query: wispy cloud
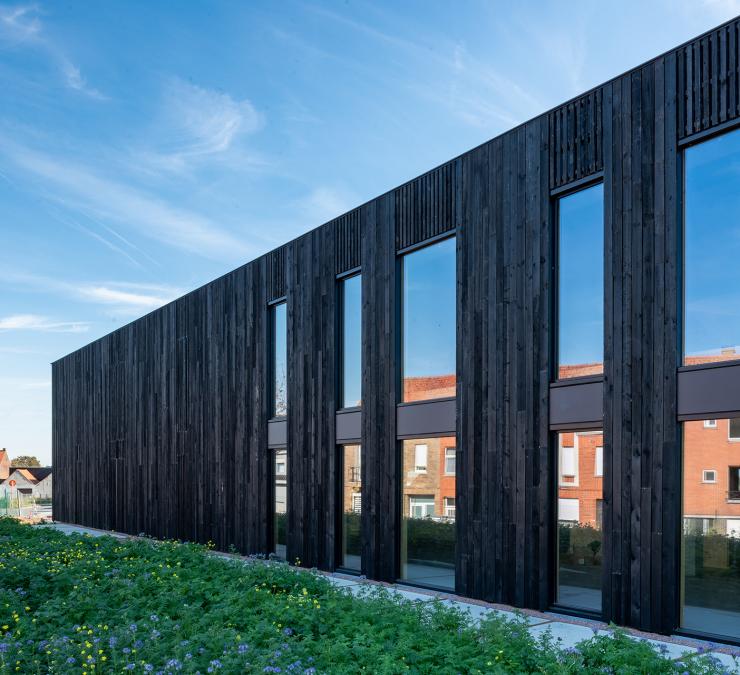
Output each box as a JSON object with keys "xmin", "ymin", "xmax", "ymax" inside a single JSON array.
[
  {"xmin": 1, "ymin": 138, "xmax": 255, "ymax": 262},
  {"xmin": 137, "ymin": 78, "xmax": 264, "ymax": 174},
  {"xmin": 298, "ymin": 186, "xmax": 356, "ymax": 226},
  {"xmin": 0, "ymin": 4, "xmax": 107, "ymax": 99},
  {"xmin": 0, "ymin": 313, "xmax": 89, "ymax": 333}
]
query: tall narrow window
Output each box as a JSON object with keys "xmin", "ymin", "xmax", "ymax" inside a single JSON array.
[
  {"xmin": 682, "ymin": 420, "xmax": 740, "ymax": 639},
  {"xmin": 401, "ymin": 237, "xmax": 456, "ymax": 402},
  {"xmin": 340, "ymin": 274, "xmax": 362, "ymax": 408},
  {"xmin": 685, "ymin": 128, "xmax": 740, "ymax": 365},
  {"xmin": 557, "ymin": 184, "xmax": 604, "ymax": 379},
  {"xmin": 273, "ymin": 448, "xmax": 287, "ymax": 559},
  {"xmin": 400, "ymin": 435, "xmax": 456, "ymax": 590},
  {"xmin": 340, "ymin": 444, "xmax": 362, "ymax": 571},
  {"xmin": 557, "ymin": 430, "xmax": 603, "ymax": 612},
  {"xmin": 271, "ymin": 302, "xmax": 287, "ymax": 417}
]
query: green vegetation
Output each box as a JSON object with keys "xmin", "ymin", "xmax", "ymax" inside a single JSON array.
[{"xmin": 0, "ymin": 518, "xmax": 731, "ymax": 674}]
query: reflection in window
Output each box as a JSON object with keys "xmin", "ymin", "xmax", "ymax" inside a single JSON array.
[
  {"xmin": 273, "ymin": 448, "xmax": 287, "ymax": 559},
  {"xmin": 558, "ymin": 184, "xmax": 604, "ymax": 379},
  {"xmin": 682, "ymin": 420, "xmax": 740, "ymax": 639},
  {"xmin": 400, "ymin": 436, "xmax": 456, "ymax": 590},
  {"xmin": 272, "ymin": 303, "xmax": 287, "ymax": 417},
  {"xmin": 557, "ymin": 430, "xmax": 603, "ymax": 612},
  {"xmin": 340, "ymin": 444, "xmax": 362, "ymax": 571},
  {"xmin": 341, "ymin": 274, "xmax": 362, "ymax": 408},
  {"xmin": 685, "ymin": 128, "xmax": 740, "ymax": 365},
  {"xmin": 402, "ymin": 237, "xmax": 456, "ymax": 402}
]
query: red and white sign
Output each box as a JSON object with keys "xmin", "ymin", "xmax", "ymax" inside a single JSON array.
[{"xmin": 8, "ymin": 479, "xmax": 16, "ymax": 487}]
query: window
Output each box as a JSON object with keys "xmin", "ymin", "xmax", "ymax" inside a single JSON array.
[
  {"xmin": 401, "ymin": 236, "xmax": 456, "ymax": 402},
  {"xmin": 557, "ymin": 183, "xmax": 604, "ymax": 379},
  {"xmin": 730, "ymin": 418, "xmax": 740, "ymax": 441},
  {"xmin": 271, "ymin": 302, "xmax": 287, "ymax": 417},
  {"xmin": 444, "ymin": 447, "xmax": 456, "ymax": 475},
  {"xmin": 595, "ymin": 446, "xmax": 603, "ymax": 477},
  {"xmin": 729, "ymin": 467, "xmax": 740, "ymax": 499},
  {"xmin": 556, "ymin": 430, "xmax": 603, "ymax": 613},
  {"xmin": 401, "ymin": 436, "xmax": 456, "ymax": 590},
  {"xmin": 682, "ymin": 421, "xmax": 740, "ymax": 639},
  {"xmin": 704, "ymin": 419, "xmax": 717, "ymax": 429},
  {"xmin": 414, "ymin": 444, "xmax": 428, "ymax": 473},
  {"xmin": 340, "ymin": 274, "xmax": 362, "ymax": 408},
  {"xmin": 684, "ymin": 128, "xmax": 740, "ymax": 365},
  {"xmin": 340, "ymin": 444, "xmax": 362, "ymax": 571},
  {"xmin": 273, "ymin": 448, "xmax": 287, "ymax": 560}
]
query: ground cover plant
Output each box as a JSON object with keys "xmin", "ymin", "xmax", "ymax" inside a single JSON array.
[{"xmin": 0, "ymin": 518, "xmax": 734, "ymax": 674}]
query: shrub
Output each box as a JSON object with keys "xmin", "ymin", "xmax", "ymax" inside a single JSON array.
[{"xmin": 0, "ymin": 517, "xmax": 729, "ymax": 674}]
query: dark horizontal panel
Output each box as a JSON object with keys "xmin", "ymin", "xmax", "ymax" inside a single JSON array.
[
  {"xmin": 396, "ymin": 398, "xmax": 456, "ymax": 438},
  {"xmin": 678, "ymin": 363, "xmax": 740, "ymax": 418},
  {"xmin": 549, "ymin": 380, "xmax": 603, "ymax": 427},
  {"xmin": 336, "ymin": 409, "xmax": 362, "ymax": 443},
  {"xmin": 268, "ymin": 419, "xmax": 287, "ymax": 448}
]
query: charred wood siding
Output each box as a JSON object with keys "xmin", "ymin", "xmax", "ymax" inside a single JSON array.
[
  {"xmin": 457, "ymin": 117, "xmax": 551, "ymax": 608},
  {"xmin": 286, "ymin": 228, "xmax": 337, "ymax": 569},
  {"xmin": 52, "ymin": 16, "xmax": 740, "ymax": 638},
  {"xmin": 678, "ymin": 19, "xmax": 740, "ymax": 140},
  {"xmin": 395, "ymin": 162, "xmax": 459, "ymax": 251},
  {"xmin": 549, "ymin": 90, "xmax": 603, "ymax": 189},
  {"xmin": 334, "ymin": 210, "xmax": 362, "ymax": 274}
]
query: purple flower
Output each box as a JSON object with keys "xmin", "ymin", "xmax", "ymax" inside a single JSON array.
[
  {"xmin": 123, "ymin": 647, "xmax": 131, "ymax": 654},
  {"xmin": 238, "ymin": 644, "xmax": 249, "ymax": 654},
  {"xmin": 282, "ymin": 627, "xmax": 293, "ymax": 636},
  {"xmin": 109, "ymin": 637, "xmax": 118, "ymax": 648},
  {"xmin": 66, "ymin": 657, "xmax": 76, "ymax": 664},
  {"xmin": 185, "ymin": 653, "xmax": 193, "ymax": 660},
  {"xmin": 150, "ymin": 614, "xmax": 159, "ymax": 622},
  {"xmin": 129, "ymin": 624, "xmax": 138, "ymax": 632},
  {"xmin": 125, "ymin": 664, "xmax": 135, "ymax": 671},
  {"xmin": 144, "ymin": 665, "xmax": 154, "ymax": 672},
  {"xmin": 151, "ymin": 629, "xmax": 161, "ymax": 638},
  {"xmin": 0, "ymin": 644, "xmax": 8, "ymax": 654},
  {"xmin": 134, "ymin": 640, "xmax": 144, "ymax": 649}
]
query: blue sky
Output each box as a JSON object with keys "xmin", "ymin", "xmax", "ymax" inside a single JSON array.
[{"xmin": 1, "ymin": 0, "xmax": 739, "ymax": 464}]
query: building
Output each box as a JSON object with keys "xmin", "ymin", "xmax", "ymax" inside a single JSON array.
[
  {"xmin": 53, "ymin": 17, "xmax": 740, "ymax": 644},
  {"xmin": 1, "ymin": 467, "xmax": 53, "ymax": 499}
]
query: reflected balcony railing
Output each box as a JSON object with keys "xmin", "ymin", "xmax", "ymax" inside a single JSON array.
[
  {"xmin": 727, "ymin": 490, "xmax": 740, "ymax": 501},
  {"xmin": 347, "ymin": 466, "xmax": 361, "ymax": 483}
]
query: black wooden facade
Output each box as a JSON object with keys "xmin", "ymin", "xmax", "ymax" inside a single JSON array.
[{"xmin": 53, "ymin": 18, "xmax": 740, "ymax": 638}]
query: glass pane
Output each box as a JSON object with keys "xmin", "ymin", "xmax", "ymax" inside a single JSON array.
[
  {"xmin": 402, "ymin": 237, "xmax": 456, "ymax": 402},
  {"xmin": 341, "ymin": 274, "xmax": 362, "ymax": 408},
  {"xmin": 341, "ymin": 444, "xmax": 362, "ymax": 571},
  {"xmin": 682, "ymin": 420, "xmax": 740, "ymax": 639},
  {"xmin": 558, "ymin": 184, "xmax": 604, "ymax": 379},
  {"xmin": 400, "ymin": 436, "xmax": 456, "ymax": 590},
  {"xmin": 557, "ymin": 430, "xmax": 603, "ymax": 612},
  {"xmin": 685, "ymin": 128, "xmax": 740, "ymax": 364},
  {"xmin": 272, "ymin": 303, "xmax": 287, "ymax": 417},
  {"xmin": 274, "ymin": 448, "xmax": 287, "ymax": 559}
]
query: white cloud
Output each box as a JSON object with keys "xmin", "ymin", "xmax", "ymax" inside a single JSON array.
[
  {"xmin": 138, "ymin": 79, "xmax": 264, "ymax": 174},
  {"xmin": 2, "ymin": 139, "xmax": 254, "ymax": 262},
  {"xmin": 77, "ymin": 283, "xmax": 180, "ymax": 312},
  {"xmin": 0, "ymin": 4, "xmax": 106, "ymax": 99},
  {"xmin": 0, "ymin": 314, "xmax": 89, "ymax": 333},
  {"xmin": 299, "ymin": 186, "xmax": 355, "ymax": 226}
]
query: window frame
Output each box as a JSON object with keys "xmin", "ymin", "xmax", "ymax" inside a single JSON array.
[
  {"xmin": 444, "ymin": 447, "xmax": 456, "ymax": 475},
  {"xmin": 338, "ymin": 271, "xmax": 362, "ymax": 412},
  {"xmin": 269, "ymin": 299, "xmax": 288, "ymax": 420}
]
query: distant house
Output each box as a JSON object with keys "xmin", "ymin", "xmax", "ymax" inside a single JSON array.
[
  {"xmin": 0, "ymin": 449, "xmax": 9, "ymax": 481},
  {"xmin": 0, "ymin": 467, "xmax": 52, "ymax": 499}
]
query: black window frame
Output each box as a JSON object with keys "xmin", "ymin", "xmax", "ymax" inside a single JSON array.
[
  {"xmin": 269, "ymin": 298, "xmax": 288, "ymax": 420},
  {"xmin": 337, "ymin": 269, "xmax": 362, "ymax": 412}
]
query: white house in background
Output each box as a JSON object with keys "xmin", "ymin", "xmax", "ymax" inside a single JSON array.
[{"xmin": 0, "ymin": 467, "xmax": 52, "ymax": 499}]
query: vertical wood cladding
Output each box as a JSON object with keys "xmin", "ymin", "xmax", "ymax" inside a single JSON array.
[
  {"xmin": 395, "ymin": 162, "xmax": 459, "ymax": 251},
  {"xmin": 360, "ymin": 193, "xmax": 398, "ymax": 582},
  {"xmin": 53, "ymin": 262, "xmax": 271, "ymax": 555},
  {"xmin": 267, "ymin": 246, "xmax": 287, "ymax": 301},
  {"xmin": 52, "ymin": 17, "xmax": 739, "ymax": 638},
  {"xmin": 457, "ymin": 118, "xmax": 551, "ymax": 609},
  {"xmin": 678, "ymin": 20, "xmax": 740, "ymax": 140},
  {"xmin": 334, "ymin": 209, "xmax": 362, "ymax": 274},
  {"xmin": 549, "ymin": 89, "xmax": 603, "ymax": 189},
  {"xmin": 285, "ymin": 228, "xmax": 337, "ymax": 569},
  {"xmin": 602, "ymin": 56, "xmax": 680, "ymax": 633}
]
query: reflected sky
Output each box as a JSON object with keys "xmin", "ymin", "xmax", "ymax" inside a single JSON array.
[
  {"xmin": 342, "ymin": 274, "xmax": 362, "ymax": 408},
  {"xmin": 685, "ymin": 128, "xmax": 740, "ymax": 359},
  {"xmin": 273, "ymin": 303, "xmax": 287, "ymax": 417},
  {"xmin": 558, "ymin": 184, "xmax": 604, "ymax": 371},
  {"xmin": 402, "ymin": 237, "xmax": 456, "ymax": 382}
]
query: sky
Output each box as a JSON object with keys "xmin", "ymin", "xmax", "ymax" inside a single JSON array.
[{"xmin": 1, "ymin": 0, "xmax": 739, "ymax": 465}]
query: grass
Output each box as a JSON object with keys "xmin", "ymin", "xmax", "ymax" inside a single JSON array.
[{"xmin": 0, "ymin": 517, "xmax": 733, "ymax": 674}]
